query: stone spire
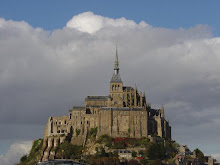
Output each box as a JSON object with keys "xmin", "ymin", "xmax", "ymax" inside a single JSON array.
[
  {"xmin": 114, "ymin": 45, "xmax": 119, "ymax": 74},
  {"xmin": 111, "ymin": 46, "xmax": 122, "ymax": 83}
]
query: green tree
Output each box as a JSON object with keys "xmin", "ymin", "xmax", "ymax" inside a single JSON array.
[
  {"xmin": 147, "ymin": 143, "xmax": 166, "ymax": 160},
  {"xmin": 194, "ymin": 148, "xmax": 205, "ymax": 163},
  {"xmin": 140, "ymin": 138, "xmax": 149, "ymax": 147},
  {"xmin": 56, "ymin": 141, "xmax": 82, "ymax": 159},
  {"xmin": 20, "ymin": 155, "xmax": 27, "ymax": 162},
  {"xmin": 131, "ymin": 150, "xmax": 137, "ymax": 158},
  {"xmin": 97, "ymin": 134, "xmax": 113, "ymax": 148},
  {"xmin": 148, "ymin": 159, "xmax": 163, "ymax": 165}
]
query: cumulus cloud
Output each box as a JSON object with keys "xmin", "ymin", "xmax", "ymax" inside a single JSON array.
[
  {"xmin": 0, "ymin": 141, "xmax": 32, "ymax": 165},
  {"xmin": 66, "ymin": 11, "xmax": 148, "ymax": 34},
  {"xmin": 0, "ymin": 11, "xmax": 220, "ymax": 158}
]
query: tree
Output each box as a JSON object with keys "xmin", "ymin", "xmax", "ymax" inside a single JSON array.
[
  {"xmin": 131, "ymin": 150, "xmax": 137, "ymax": 158},
  {"xmin": 147, "ymin": 143, "xmax": 166, "ymax": 160},
  {"xmin": 194, "ymin": 148, "xmax": 205, "ymax": 163},
  {"xmin": 128, "ymin": 159, "xmax": 141, "ymax": 165},
  {"xmin": 20, "ymin": 155, "xmax": 27, "ymax": 162},
  {"xmin": 56, "ymin": 142, "xmax": 82, "ymax": 159},
  {"xmin": 148, "ymin": 159, "xmax": 163, "ymax": 165}
]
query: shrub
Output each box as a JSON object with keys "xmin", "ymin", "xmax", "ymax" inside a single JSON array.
[
  {"xmin": 20, "ymin": 155, "xmax": 27, "ymax": 162},
  {"xmin": 97, "ymin": 134, "xmax": 113, "ymax": 148},
  {"xmin": 88, "ymin": 127, "xmax": 98, "ymax": 138},
  {"xmin": 147, "ymin": 143, "xmax": 166, "ymax": 160},
  {"xmin": 75, "ymin": 128, "xmax": 81, "ymax": 136},
  {"xmin": 56, "ymin": 141, "xmax": 82, "ymax": 159},
  {"xmin": 131, "ymin": 150, "xmax": 137, "ymax": 158}
]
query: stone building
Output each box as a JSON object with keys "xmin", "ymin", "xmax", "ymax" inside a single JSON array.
[{"xmin": 41, "ymin": 48, "xmax": 171, "ymax": 161}]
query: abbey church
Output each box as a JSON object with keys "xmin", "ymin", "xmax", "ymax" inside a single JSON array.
[{"xmin": 42, "ymin": 48, "xmax": 171, "ymax": 160}]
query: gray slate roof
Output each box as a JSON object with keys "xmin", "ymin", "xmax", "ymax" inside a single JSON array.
[
  {"xmin": 86, "ymin": 96, "xmax": 108, "ymax": 100},
  {"xmin": 123, "ymin": 86, "xmax": 134, "ymax": 91},
  {"xmin": 111, "ymin": 73, "xmax": 122, "ymax": 83}
]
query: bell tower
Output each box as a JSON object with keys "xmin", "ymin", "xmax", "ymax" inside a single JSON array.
[{"xmin": 110, "ymin": 46, "xmax": 123, "ymax": 107}]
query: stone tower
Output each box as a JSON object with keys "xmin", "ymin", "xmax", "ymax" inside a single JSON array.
[{"xmin": 110, "ymin": 46, "xmax": 123, "ymax": 107}]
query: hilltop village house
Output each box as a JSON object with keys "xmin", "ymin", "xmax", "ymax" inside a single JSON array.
[{"xmin": 41, "ymin": 48, "xmax": 171, "ymax": 160}]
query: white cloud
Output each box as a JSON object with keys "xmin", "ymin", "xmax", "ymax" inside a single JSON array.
[
  {"xmin": 0, "ymin": 11, "xmax": 220, "ymax": 158},
  {"xmin": 66, "ymin": 11, "xmax": 149, "ymax": 34},
  {"xmin": 0, "ymin": 141, "xmax": 32, "ymax": 165},
  {"xmin": 211, "ymin": 153, "xmax": 220, "ymax": 163}
]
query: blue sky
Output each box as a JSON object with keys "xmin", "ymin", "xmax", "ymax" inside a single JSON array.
[
  {"xmin": 1, "ymin": 0, "xmax": 220, "ymax": 35},
  {"xmin": 1, "ymin": 1, "xmax": 220, "ymax": 164}
]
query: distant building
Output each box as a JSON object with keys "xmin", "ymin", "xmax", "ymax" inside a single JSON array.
[{"xmin": 41, "ymin": 47, "xmax": 171, "ymax": 161}]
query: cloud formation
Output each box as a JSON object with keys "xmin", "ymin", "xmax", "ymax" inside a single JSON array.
[
  {"xmin": 66, "ymin": 11, "xmax": 148, "ymax": 34},
  {"xmin": 0, "ymin": 141, "xmax": 32, "ymax": 165},
  {"xmin": 0, "ymin": 12, "xmax": 220, "ymax": 160}
]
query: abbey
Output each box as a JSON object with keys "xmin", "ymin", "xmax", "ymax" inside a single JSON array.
[{"xmin": 41, "ymin": 48, "xmax": 171, "ymax": 160}]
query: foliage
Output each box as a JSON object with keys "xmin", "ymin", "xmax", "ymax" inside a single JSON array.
[
  {"xmin": 147, "ymin": 143, "xmax": 166, "ymax": 160},
  {"xmin": 111, "ymin": 137, "xmax": 149, "ymax": 149},
  {"xmin": 95, "ymin": 147, "xmax": 109, "ymax": 158},
  {"xmin": 88, "ymin": 127, "xmax": 98, "ymax": 138},
  {"xmin": 139, "ymin": 138, "xmax": 149, "ymax": 147},
  {"xmin": 88, "ymin": 146, "xmax": 120, "ymax": 165},
  {"xmin": 139, "ymin": 158, "xmax": 149, "ymax": 165},
  {"xmin": 127, "ymin": 159, "xmax": 142, "ymax": 165},
  {"xmin": 128, "ymin": 128, "xmax": 130, "ymax": 133},
  {"xmin": 138, "ymin": 150, "xmax": 144, "ymax": 156},
  {"xmin": 75, "ymin": 128, "xmax": 81, "ymax": 136},
  {"xmin": 96, "ymin": 134, "xmax": 113, "ymax": 148},
  {"xmin": 20, "ymin": 155, "xmax": 27, "ymax": 162},
  {"xmin": 56, "ymin": 141, "xmax": 82, "ymax": 159},
  {"xmin": 18, "ymin": 139, "xmax": 43, "ymax": 165},
  {"xmin": 194, "ymin": 148, "xmax": 205, "ymax": 163},
  {"xmin": 87, "ymin": 155, "xmax": 120, "ymax": 165},
  {"xmin": 131, "ymin": 150, "xmax": 137, "ymax": 158},
  {"xmin": 148, "ymin": 159, "xmax": 163, "ymax": 165}
]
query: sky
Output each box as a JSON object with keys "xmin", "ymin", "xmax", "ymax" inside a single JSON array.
[{"xmin": 1, "ymin": 0, "xmax": 220, "ymax": 164}]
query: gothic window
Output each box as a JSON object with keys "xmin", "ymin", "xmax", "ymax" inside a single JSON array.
[
  {"xmin": 64, "ymin": 120, "xmax": 67, "ymax": 124},
  {"xmin": 70, "ymin": 113, "xmax": 72, "ymax": 119}
]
